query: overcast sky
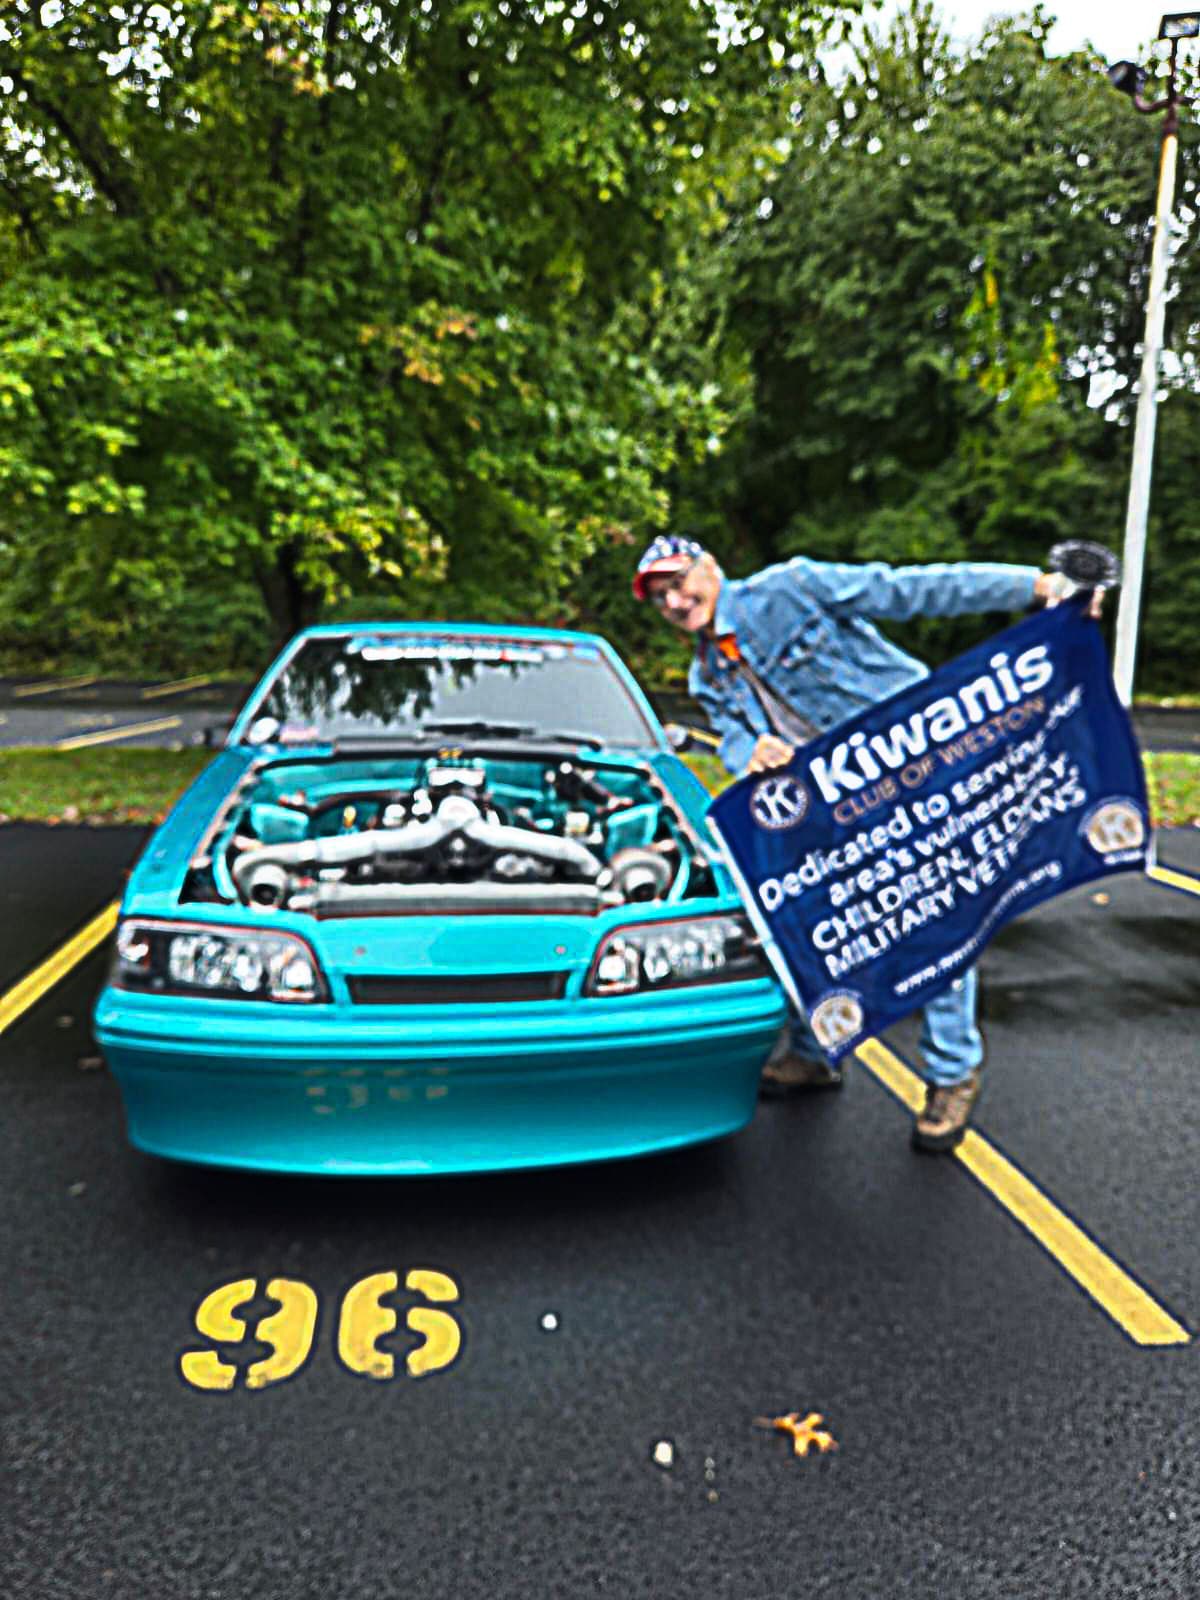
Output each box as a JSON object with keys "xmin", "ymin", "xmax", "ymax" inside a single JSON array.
[{"xmin": 869, "ymin": 1, "xmax": 1174, "ymax": 62}]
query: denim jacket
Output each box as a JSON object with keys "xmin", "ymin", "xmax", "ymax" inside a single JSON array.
[{"xmin": 689, "ymin": 556, "xmax": 1040, "ymax": 776}]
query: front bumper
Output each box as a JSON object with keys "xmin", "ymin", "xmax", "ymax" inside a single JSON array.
[{"xmin": 94, "ymin": 982, "xmax": 787, "ymax": 1175}]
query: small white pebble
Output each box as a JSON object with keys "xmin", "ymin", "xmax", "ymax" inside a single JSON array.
[
  {"xmin": 67, "ymin": 1182, "xmax": 87, "ymax": 1197},
  {"xmin": 652, "ymin": 1440, "xmax": 674, "ymax": 1469},
  {"xmin": 540, "ymin": 1313, "xmax": 559, "ymax": 1332}
]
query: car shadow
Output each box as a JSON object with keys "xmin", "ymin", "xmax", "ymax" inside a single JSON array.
[{"xmin": 140, "ymin": 1132, "xmax": 743, "ymax": 1234}]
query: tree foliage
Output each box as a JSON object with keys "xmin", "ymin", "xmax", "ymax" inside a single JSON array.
[
  {"xmin": 0, "ymin": 0, "xmax": 852, "ymax": 662},
  {"xmin": 1, "ymin": 2, "xmax": 1199, "ymax": 695},
  {"xmin": 712, "ymin": 3, "xmax": 1200, "ymax": 675}
]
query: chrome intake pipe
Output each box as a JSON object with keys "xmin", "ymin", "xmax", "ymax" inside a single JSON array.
[{"xmin": 232, "ymin": 794, "xmax": 605, "ymax": 907}]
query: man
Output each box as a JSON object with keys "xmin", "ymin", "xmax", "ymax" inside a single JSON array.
[{"xmin": 633, "ymin": 535, "xmax": 1094, "ymax": 1152}]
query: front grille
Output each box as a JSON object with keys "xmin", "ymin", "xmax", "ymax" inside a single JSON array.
[{"xmin": 347, "ymin": 973, "xmax": 570, "ymax": 1004}]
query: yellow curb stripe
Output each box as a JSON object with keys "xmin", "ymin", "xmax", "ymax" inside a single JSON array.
[
  {"xmin": 1148, "ymin": 863, "xmax": 1200, "ymax": 898},
  {"xmin": 854, "ymin": 1037, "xmax": 926, "ymax": 1113},
  {"xmin": 141, "ymin": 675, "xmax": 213, "ymax": 700},
  {"xmin": 55, "ymin": 716, "xmax": 182, "ymax": 751},
  {"xmin": 13, "ymin": 675, "xmax": 99, "ymax": 698},
  {"xmin": 854, "ymin": 1037, "xmax": 1190, "ymax": 1348},
  {"xmin": 0, "ymin": 901, "xmax": 119, "ymax": 1038}
]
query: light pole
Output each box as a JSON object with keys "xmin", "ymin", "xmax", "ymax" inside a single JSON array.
[{"xmin": 1107, "ymin": 15, "xmax": 1197, "ymax": 705}]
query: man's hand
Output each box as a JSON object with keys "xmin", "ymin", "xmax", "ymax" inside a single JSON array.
[
  {"xmin": 1034, "ymin": 572, "xmax": 1106, "ymax": 620},
  {"xmin": 747, "ymin": 734, "xmax": 795, "ymax": 773}
]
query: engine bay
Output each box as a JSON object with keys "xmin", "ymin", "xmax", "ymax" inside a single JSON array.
[{"xmin": 185, "ymin": 752, "xmax": 719, "ymax": 916}]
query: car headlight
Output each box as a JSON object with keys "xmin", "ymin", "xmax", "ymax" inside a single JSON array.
[
  {"xmin": 585, "ymin": 914, "xmax": 771, "ymax": 997},
  {"xmin": 112, "ymin": 919, "xmax": 328, "ymax": 1003}
]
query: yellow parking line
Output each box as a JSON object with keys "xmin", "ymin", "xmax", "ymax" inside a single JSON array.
[
  {"xmin": 1148, "ymin": 863, "xmax": 1200, "ymax": 898},
  {"xmin": 0, "ymin": 902, "xmax": 119, "ymax": 1038},
  {"xmin": 56, "ymin": 716, "xmax": 182, "ymax": 751},
  {"xmin": 141, "ymin": 674, "xmax": 213, "ymax": 700},
  {"xmin": 13, "ymin": 675, "xmax": 99, "ymax": 698},
  {"xmin": 854, "ymin": 1037, "xmax": 1190, "ymax": 1348}
]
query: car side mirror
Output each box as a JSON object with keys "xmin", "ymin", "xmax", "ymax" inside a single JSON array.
[{"xmin": 664, "ymin": 722, "xmax": 721, "ymax": 754}]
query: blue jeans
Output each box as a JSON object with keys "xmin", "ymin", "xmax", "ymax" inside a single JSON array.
[{"xmin": 790, "ymin": 969, "xmax": 983, "ymax": 1087}]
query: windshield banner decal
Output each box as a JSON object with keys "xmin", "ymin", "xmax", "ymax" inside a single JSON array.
[{"xmin": 706, "ymin": 601, "xmax": 1151, "ymax": 1061}]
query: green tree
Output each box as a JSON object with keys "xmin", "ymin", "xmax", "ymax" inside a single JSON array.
[
  {"xmin": 0, "ymin": 0, "xmax": 855, "ymax": 667},
  {"xmin": 1135, "ymin": 389, "xmax": 1200, "ymax": 693},
  {"xmin": 711, "ymin": 3, "xmax": 1200, "ymax": 677}
]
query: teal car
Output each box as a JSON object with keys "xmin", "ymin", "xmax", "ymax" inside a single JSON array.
[{"xmin": 94, "ymin": 624, "xmax": 787, "ymax": 1174}]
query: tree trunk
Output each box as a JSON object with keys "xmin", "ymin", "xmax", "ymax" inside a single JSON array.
[{"xmin": 254, "ymin": 546, "xmax": 322, "ymax": 650}]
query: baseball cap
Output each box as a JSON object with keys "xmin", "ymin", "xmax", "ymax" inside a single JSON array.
[{"xmin": 632, "ymin": 535, "xmax": 706, "ymax": 600}]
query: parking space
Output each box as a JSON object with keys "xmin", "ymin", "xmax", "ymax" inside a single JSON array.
[
  {"xmin": 887, "ymin": 829, "xmax": 1200, "ymax": 1331},
  {"xmin": 1, "ymin": 825, "xmax": 1198, "ymax": 1597}
]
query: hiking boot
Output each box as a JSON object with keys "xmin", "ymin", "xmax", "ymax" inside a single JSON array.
[
  {"xmin": 759, "ymin": 1033, "xmax": 843, "ymax": 1097},
  {"xmin": 911, "ymin": 1069, "xmax": 983, "ymax": 1152}
]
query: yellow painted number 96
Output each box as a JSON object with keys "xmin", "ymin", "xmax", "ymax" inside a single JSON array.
[{"xmin": 180, "ymin": 1270, "xmax": 462, "ymax": 1392}]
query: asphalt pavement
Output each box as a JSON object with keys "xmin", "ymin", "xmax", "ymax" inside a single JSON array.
[
  {"xmin": 1, "ymin": 824, "xmax": 1198, "ymax": 1597},
  {"xmin": 0, "ymin": 678, "xmax": 240, "ymax": 751}
]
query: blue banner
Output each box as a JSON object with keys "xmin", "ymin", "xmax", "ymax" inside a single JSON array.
[{"xmin": 707, "ymin": 601, "xmax": 1151, "ymax": 1061}]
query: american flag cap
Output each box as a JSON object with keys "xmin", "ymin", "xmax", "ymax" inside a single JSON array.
[{"xmin": 632, "ymin": 534, "xmax": 706, "ymax": 600}]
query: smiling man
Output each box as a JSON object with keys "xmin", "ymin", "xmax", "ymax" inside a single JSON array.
[{"xmin": 634, "ymin": 534, "xmax": 1089, "ymax": 1151}]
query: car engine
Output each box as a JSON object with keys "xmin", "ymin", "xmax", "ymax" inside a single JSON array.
[{"xmin": 194, "ymin": 755, "xmax": 717, "ymax": 917}]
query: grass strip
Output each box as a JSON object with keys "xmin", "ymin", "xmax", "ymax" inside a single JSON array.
[
  {"xmin": 0, "ymin": 747, "xmax": 211, "ymax": 824},
  {"xmin": 0, "ymin": 745, "xmax": 1196, "ymax": 829},
  {"xmin": 1141, "ymin": 751, "xmax": 1200, "ymax": 829}
]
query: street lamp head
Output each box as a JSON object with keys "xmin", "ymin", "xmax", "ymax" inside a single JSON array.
[
  {"xmin": 1107, "ymin": 60, "xmax": 1149, "ymax": 98},
  {"xmin": 1160, "ymin": 13, "xmax": 1200, "ymax": 40}
]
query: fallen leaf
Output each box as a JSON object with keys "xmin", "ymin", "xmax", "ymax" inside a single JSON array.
[
  {"xmin": 1092, "ymin": 892, "xmax": 1110, "ymax": 906},
  {"xmin": 77, "ymin": 1056, "xmax": 103, "ymax": 1071},
  {"xmin": 754, "ymin": 1411, "xmax": 838, "ymax": 1458},
  {"xmin": 55, "ymin": 1014, "xmax": 75, "ymax": 1029}
]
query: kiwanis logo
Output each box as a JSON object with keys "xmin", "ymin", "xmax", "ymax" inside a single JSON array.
[
  {"xmin": 1082, "ymin": 799, "xmax": 1146, "ymax": 857},
  {"xmin": 750, "ymin": 774, "xmax": 810, "ymax": 831},
  {"xmin": 810, "ymin": 992, "xmax": 865, "ymax": 1050}
]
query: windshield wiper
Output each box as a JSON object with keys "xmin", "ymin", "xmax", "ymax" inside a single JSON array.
[
  {"xmin": 418, "ymin": 719, "xmax": 605, "ymax": 748},
  {"xmin": 330, "ymin": 721, "xmax": 609, "ymax": 754},
  {"xmin": 538, "ymin": 729, "xmax": 606, "ymax": 749},
  {"xmin": 418, "ymin": 719, "xmax": 534, "ymax": 738}
]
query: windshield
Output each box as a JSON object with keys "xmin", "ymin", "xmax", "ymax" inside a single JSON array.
[{"xmin": 242, "ymin": 633, "xmax": 659, "ymax": 749}]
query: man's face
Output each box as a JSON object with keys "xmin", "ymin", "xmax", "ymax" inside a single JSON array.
[{"xmin": 644, "ymin": 553, "xmax": 721, "ymax": 632}]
